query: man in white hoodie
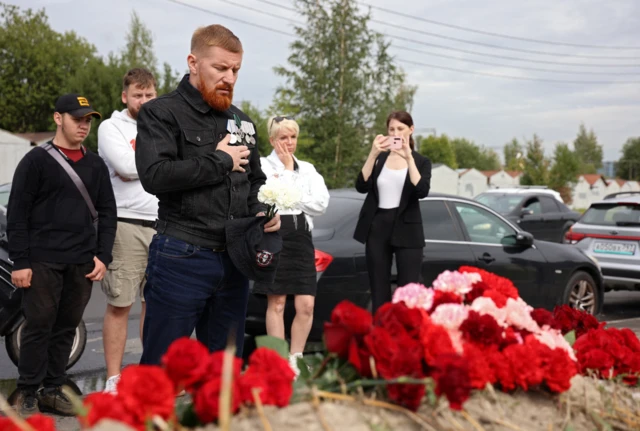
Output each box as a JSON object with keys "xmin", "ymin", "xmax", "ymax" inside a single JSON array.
[{"xmin": 97, "ymin": 68, "xmax": 158, "ymax": 393}]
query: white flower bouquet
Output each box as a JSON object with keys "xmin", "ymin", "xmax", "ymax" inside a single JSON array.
[{"xmin": 257, "ymin": 177, "xmax": 302, "ymax": 220}]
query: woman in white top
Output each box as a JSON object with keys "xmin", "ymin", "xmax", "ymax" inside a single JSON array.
[
  {"xmin": 255, "ymin": 116, "xmax": 329, "ymax": 376},
  {"xmin": 354, "ymin": 111, "xmax": 432, "ymax": 312}
]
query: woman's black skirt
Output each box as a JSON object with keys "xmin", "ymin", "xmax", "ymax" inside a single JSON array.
[{"xmin": 252, "ymin": 214, "xmax": 317, "ymax": 296}]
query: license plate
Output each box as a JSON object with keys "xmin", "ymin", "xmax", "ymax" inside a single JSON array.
[{"xmin": 593, "ymin": 241, "xmax": 636, "ymax": 256}]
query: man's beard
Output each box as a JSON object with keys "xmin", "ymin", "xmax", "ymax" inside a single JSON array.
[
  {"xmin": 197, "ymin": 75, "xmax": 233, "ymax": 111},
  {"xmin": 127, "ymin": 105, "xmax": 140, "ymax": 120}
]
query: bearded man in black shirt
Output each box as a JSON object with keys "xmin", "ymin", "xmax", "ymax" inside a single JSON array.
[{"xmin": 7, "ymin": 94, "xmax": 117, "ymax": 417}]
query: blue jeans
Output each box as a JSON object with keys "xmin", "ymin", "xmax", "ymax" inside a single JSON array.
[{"xmin": 139, "ymin": 234, "xmax": 249, "ymax": 365}]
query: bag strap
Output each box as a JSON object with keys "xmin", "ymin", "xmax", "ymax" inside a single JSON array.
[{"xmin": 42, "ymin": 143, "xmax": 99, "ymax": 230}]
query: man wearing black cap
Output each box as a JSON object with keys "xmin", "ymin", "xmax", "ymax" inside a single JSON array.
[
  {"xmin": 135, "ymin": 24, "xmax": 281, "ymax": 366},
  {"xmin": 7, "ymin": 94, "xmax": 117, "ymax": 417}
]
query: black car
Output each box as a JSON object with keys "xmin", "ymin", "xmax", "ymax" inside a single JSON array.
[
  {"xmin": 474, "ymin": 191, "xmax": 580, "ymax": 243},
  {"xmin": 244, "ymin": 189, "xmax": 603, "ymax": 347}
]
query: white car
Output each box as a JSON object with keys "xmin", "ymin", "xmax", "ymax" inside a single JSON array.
[{"xmin": 480, "ymin": 187, "xmax": 564, "ymax": 203}]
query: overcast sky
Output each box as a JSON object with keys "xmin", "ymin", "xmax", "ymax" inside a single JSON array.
[{"xmin": 18, "ymin": 0, "xmax": 640, "ymax": 162}]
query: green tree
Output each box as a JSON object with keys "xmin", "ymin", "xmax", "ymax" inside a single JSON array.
[
  {"xmin": 65, "ymin": 54, "xmax": 128, "ymax": 151},
  {"xmin": 548, "ymin": 142, "xmax": 580, "ymax": 204},
  {"xmin": 573, "ymin": 123, "xmax": 603, "ymax": 174},
  {"xmin": 159, "ymin": 61, "xmax": 181, "ymax": 95},
  {"xmin": 121, "ymin": 10, "xmax": 157, "ymax": 74},
  {"xmin": 272, "ymin": 0, "xmax": 413, "ymax": 188},
  {"xmin": 0, "ymin": 3, "xmax": 96, "ymax": 133},
  {"xmin": 520, "ymin": 134, "xmax": 549, "ymax": 186},
  {"xmin": 418, "ymin": 134, "xmax": 457, "ymax": 168},
  {"xmin": 616, "ymin": 137, "xmax": 640, "ymax": 181},
  {"xmin": 503, "ymin": 138, "xmax": 523, "ymax": 171},
  {"xmin": 450, "ymin": 138, "xmax": 500, "ymax": 170}
]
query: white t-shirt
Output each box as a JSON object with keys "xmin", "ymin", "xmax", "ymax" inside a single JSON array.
[{"xmin": 377, "ymin": 165, "xmax": 407, "ymax": 209}]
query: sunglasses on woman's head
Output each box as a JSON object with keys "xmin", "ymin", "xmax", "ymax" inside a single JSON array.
[{"xmin": 269, "ymin": 115, "xmax": 295, "ymax": 129}]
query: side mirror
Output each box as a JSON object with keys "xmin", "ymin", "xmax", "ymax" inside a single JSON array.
[
  {"xmin": 520, "ymin": 208, "xmax": 534, "ymax": 218},
  {"xmin": 501, "ymin": 231, "xmax": 534, "ymax": 247}
]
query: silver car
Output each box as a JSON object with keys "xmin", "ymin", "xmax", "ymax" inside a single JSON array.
[{"xmin": 566, "ymin": 193, "xmax": 640, "ymax": 291}]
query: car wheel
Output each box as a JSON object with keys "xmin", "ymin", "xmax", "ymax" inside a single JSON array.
[
  {"xmin": 563, "ymin": 271, "xmax": 599, "ymax": 315},
  {"xmin": 6, "ymin": 320, "xmax": 87, "ymax": 370}
]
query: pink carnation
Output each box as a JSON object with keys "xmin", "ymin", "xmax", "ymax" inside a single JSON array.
[
  {"xmin": 431, "ymin": 304, "xmax": 470, "ymax": 332},
  {"xmin": 504, "ymin": 298, "xmax": 540, "ymax": 333},
  {"xmin": 470, "ymin": 297, "xmax": 507, "ymax": 327},
  {"xmin": 392, "ymin": 283, "xmax": 434, "ymax": 310},
  {"xmin": 432, "ymin": 270, "xmax": 481, "ymax": 296}
]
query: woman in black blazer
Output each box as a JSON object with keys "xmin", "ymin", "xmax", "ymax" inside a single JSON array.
[{"xmin": 354, "ymin": 111, "xmax": 432, "ymax": 312}]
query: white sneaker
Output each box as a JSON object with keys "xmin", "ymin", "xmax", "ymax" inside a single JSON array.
[
  {"xmin": 104, "ymin": 374, "xmax": 120, "ymax": 394},
  {"xmin": 289, "ymin": 353, "xmax": 304, "ymax": 379}
]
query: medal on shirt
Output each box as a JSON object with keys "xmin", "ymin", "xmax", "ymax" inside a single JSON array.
[
  {"xmin": 227, "ymin": 119, "xmax": 240, "ymax": 144},
  {"xmin": 241, "ymin": 121, "xmax": 257, "ymax": 145},
  {"xmin": 227, "ymin": 115, "xmax": 256, "ymax": 146}
]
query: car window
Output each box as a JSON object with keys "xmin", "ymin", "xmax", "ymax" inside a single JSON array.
[
  {"xmin": 540, "ymin": 196, "xmax": 560, "ymax": 213},
  {"xmin": 523, "ymin": 198, "xmax": 541, "ymax": 215},
  {"xmin": 454, "ymin": 202, "xmax": 516, "ymax": 244},
  {"xmin": 581, "ymin": 203, "xmax": 640, "ymax": 226},
  {"xmin": 475, "ymin": 194, "xmax": 523, "ymax": 214},
  {"xmin": 313, "ymin": 197, "xmax": 362, "ymax": 231},
  {"xmin": 420, "ymin": 200, "xmax": 461, "ymax": 241}
]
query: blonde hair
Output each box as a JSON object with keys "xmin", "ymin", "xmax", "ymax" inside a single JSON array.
[
  {"xmin": 191, "ymin": 24, "xmax": 243, "ymax": 55},
  {"xmin": 268, "ymin": 116, "xmax": 299, "ymax": 139}
]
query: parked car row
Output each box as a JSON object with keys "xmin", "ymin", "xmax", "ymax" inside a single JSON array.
[
  {"xmin": 245, "ymin": 189, "xmax": 604, "ymax": 344},
  {"xmin": 2, "ymin": 182, "xmax": 631, "ymax": 352},
  {"xmin": 475, "ymin": 188, "xmax": 581, "ymax": 243},
  {"xmin": 566, "ymin": 192, "xmax": 640, "ymax": 294}
]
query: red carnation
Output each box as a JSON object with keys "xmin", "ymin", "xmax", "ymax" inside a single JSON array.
[
  {"xmin": 374, "ymin": 302, "xmax": 425, "ymax": 340},
  {"xmin": 323, "ymin": 324, "xmax": 353, "ymax": 358},
  {"xmin": 239, "ymin": 347, "xmax": 295, "ymax": 407},
  {"xmin": 0, "ymin": 415, "xmax": 57, "ymax": 431},
  {"xmin": 364, "ymin": 326, "xmax": 397, "ymax": 378},
  {"xmin": 430, "ymin": 354, "xmax": 472, "ymax": 410},
  {"xmin": 619, "ymin": 328, "xmax": 640, "ymax": 353},
  {"xmin": 553, "ymin": 305, "xmax": 602, "ymax": 338},
  {"xmin": 348, "ymin": 337, "xmax": 373, "ymax": 377},
  {"xmin": 463, "ymin": 343, "xmax": 496, "ymax": 389},
  {"xmin": 324, "ymin": 300, "xmax": 373, "ymax": 358},
  {"xmin": 459, "ymin": 266, "xmax": 519, "ymax": 300},
  {"xmin": 460, "ymin": 310, "xmax": 503, "ymax": 346},
  {"xmin": 430, "ymin": 290, "xmax": 463, "ymax": 311},
  {"xmin": 117, "ymin": 365, "xmax": 175, "ymax": 426},
  {"xmin": 502, "ymin": 339, "xmax": 545, "ymax": 391},
  {"xmin": 500, "ymin": 327, "xmax": 523, "ymax": 349},
  {"xmin": 81, "ymin": 392, "xmax": 137, "ymax": 430},
  {"xmin": 420, "ymin": 321, "xmax": 458, "ymax": 365},
  {"xmin": 330, "ymin": 300, "xmax": 373, "ymax": 335},
  {"xmin": 530, "ymin": 308, "xmax": 558, "ymax": 329},
  {"xmin": 541, "ymin": 346, "xmax": 577, "ymax": 392},
  {"xmin": 482, "ymin": 289, "xmax": 509, "ymax": 308},
  {"xmin": 194, "ymin": 377, "xmax": 241, "ymax": 423},
  {"xmin": 162, "ymin": 337, "xmax": 211, "ymax": 392},
  {"xmin": 486, "ymin": 349, "xmax": 516, "ymax": 391},
  {"xmin": 387, "ymin": 381, "xmax": 426, "ymax": 412}
]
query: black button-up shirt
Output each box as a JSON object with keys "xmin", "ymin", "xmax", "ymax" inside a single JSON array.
[{"xmin": 135, "ymin": 74, "xmax": 267, "ymax": 248}]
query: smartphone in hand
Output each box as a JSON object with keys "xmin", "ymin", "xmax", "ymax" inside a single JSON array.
[{"xmin": 387, "ymin": 136, "xmax": 403, "ymax": 150}]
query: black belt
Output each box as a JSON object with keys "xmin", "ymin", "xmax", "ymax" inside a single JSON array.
[{"xmin": 117, "ymin": 217, "xmax": 157, "ymax": 228}]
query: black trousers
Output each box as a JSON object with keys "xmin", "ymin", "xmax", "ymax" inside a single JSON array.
[
  {"xmin": 17, "ymin": 261, "xmax": 93, "ymax": 390},
  {"xmin": 365, "ymin": 208, "xmax": 423, "ymax": 313}
]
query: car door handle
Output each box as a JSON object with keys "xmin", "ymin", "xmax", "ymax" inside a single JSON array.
[{"xmin": 479, "ymin": 253, "xmax": 495, "ymax": 263}]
